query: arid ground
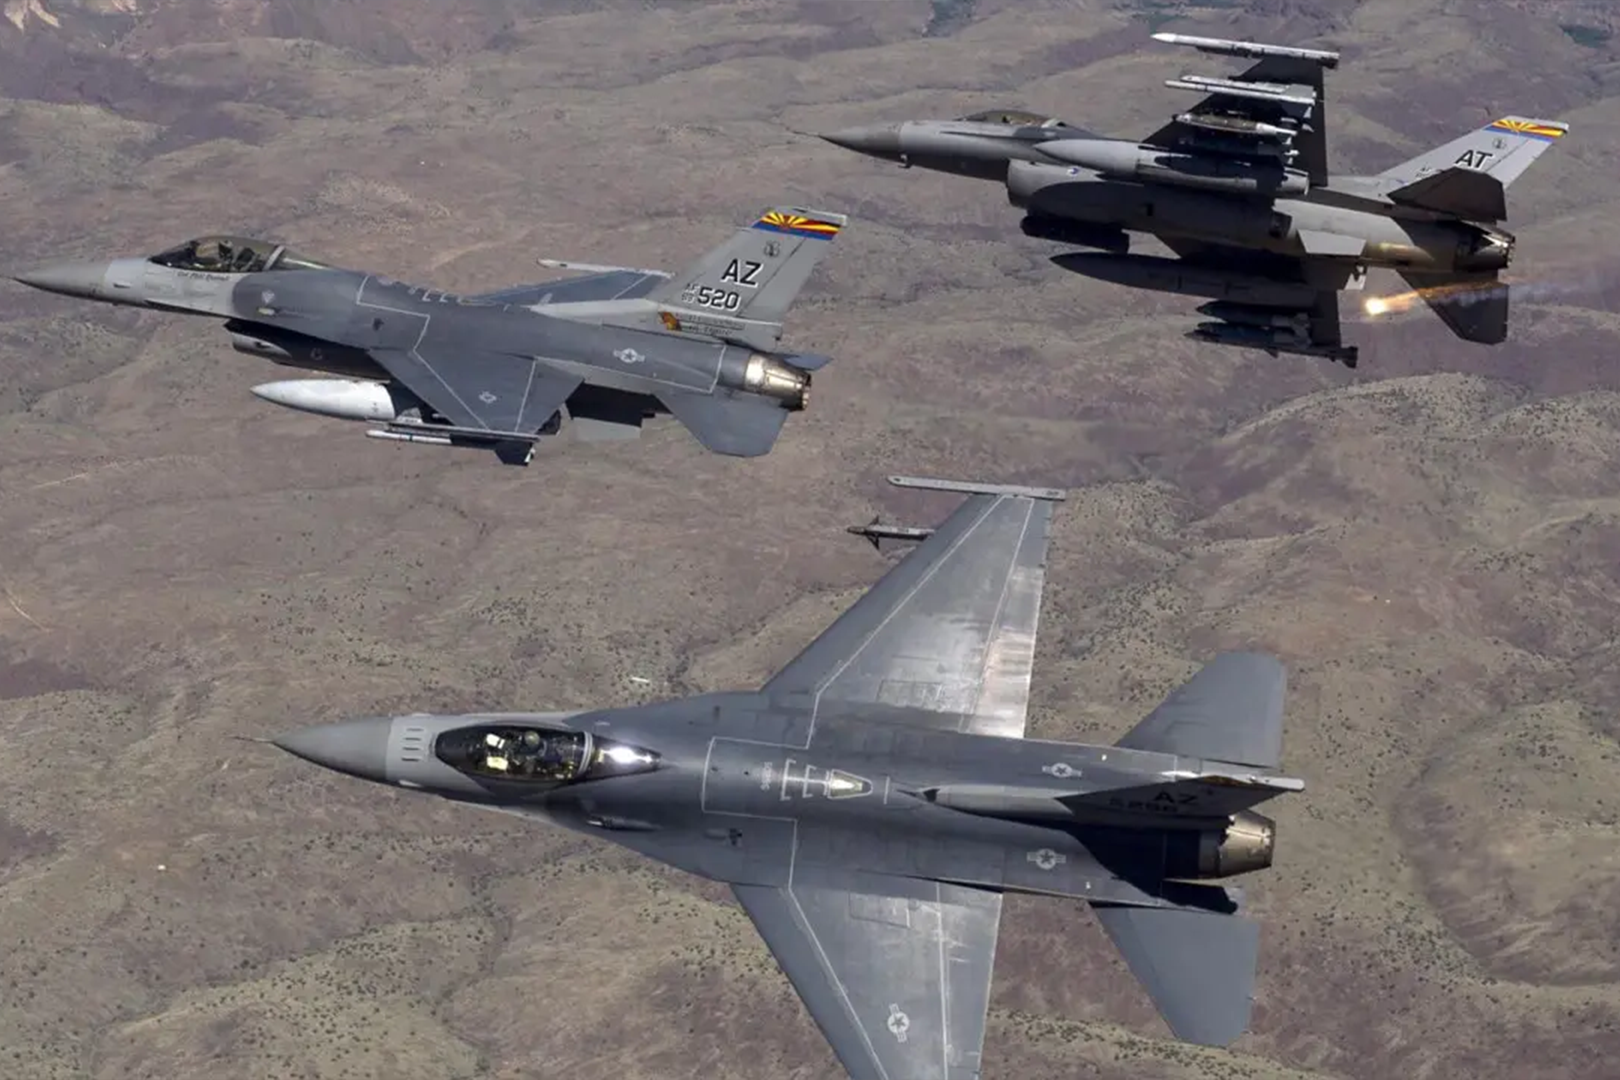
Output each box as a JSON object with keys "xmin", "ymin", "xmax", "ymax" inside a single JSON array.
[{"xmin": 2, "ymin": 1, "xmax": 1619, "ymax": 1077}]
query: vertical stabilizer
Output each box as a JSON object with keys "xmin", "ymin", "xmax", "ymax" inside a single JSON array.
[
  {"xmin": 647, "ymin": 207, "xmax": 847, "ymax": 350},
  {"xmin": 1376, "ymin": 116, "xmax": 1568, "ymax": 191}
]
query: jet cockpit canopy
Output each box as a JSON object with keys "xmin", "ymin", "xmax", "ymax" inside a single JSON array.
[
  {"xmin": 956, "ymin": 109, "xmax": 1073, "ymax": 129},
  {"xmin": 148, "ymin": 235, "xmax": 330, "ymax": 275},
  {"xmin": 434, "ymin": 724, "xmax": 660, "ymax": 787}
]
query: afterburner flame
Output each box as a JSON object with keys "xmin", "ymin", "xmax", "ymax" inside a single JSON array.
[{"xmin": 1362, "ymin": 279, "xmax": 1512, "ymax": 319}]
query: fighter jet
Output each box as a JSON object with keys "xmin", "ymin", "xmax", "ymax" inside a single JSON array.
[
  {"xmin": 821, "ymin": 32, "xmax": 1571, "ymax": 368},
  {"xmin": 274, "ymin": 474, "xmax": 1303, "ymax": 1078},
  {"xmin": 11, "ymin": 207, "xmax": 847, "ymax": 464}
]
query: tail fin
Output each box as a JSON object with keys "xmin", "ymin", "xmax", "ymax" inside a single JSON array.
[
  {"xmin": 1115, "ymin": 652, "xmax": 1287, "ymax": 769},
  {"xmin": 648, "ymin": 206, "xmax": 847, "ymax": 351},
  {"xmin": 1397, "ymin": 268, "xmax": 1508, "ymax": 344},
  {"xmin": 1089, "ymin": 903, "xmax": 1260, "ymax": 1047},
  {"xmin": 1376, "ymin": 116, "xmax": 1568, "ymax": 193}
]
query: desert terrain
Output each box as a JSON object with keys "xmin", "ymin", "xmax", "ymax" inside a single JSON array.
[{"xmin": 2, "ymin": 0, "xmax": 1619, "ymax": 1077}]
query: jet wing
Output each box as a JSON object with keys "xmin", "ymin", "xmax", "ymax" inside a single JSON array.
[
  {"xmin": 732, "ymin": 879, "xmax": 1002, "ymax": 1080},
  {"xmin": 368, "ymin": 345, "xmax": 582, "ymax": 438},
  {"xmin": 761, "ymin": 476, "xmax": 1064, "ymax": 739},
  {"xmin": 465, "ymin": 268, "xmax": 666, "ymax": 308},
  {"xmin": 1145, "ymin": 45, "xmax": 1334, "ymax": 187}
]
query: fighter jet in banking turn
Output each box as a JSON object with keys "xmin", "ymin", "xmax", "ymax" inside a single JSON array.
[
  {"xmin": 274, "ymin": 475, "xmax": 1303, "ymax": 1078},
  {"xmin": 821, "ymin": 32, "xmax": 1569, "ymax": 368},
  {"xmin": 12, "ymin": 207, "xmax": 847, "ymax": 465}
]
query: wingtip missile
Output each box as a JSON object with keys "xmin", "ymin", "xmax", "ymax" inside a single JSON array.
[
  {"xmin": 536, "ymin": 258, "xmax": 671, "ymax": 278},
  {"xmin": 886, "ymin": 475, "xmax": 1068, "ymax": 501},
  {"xmin": 1151, "ymin": 31, "xmax": 1341, "ymax": 68},
  {"xmin": 847, "ymin": 516, "xmax": 935, "ymax": 550}
]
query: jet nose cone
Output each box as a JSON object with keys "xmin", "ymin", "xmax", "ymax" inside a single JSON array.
[
  {"xmin": 12, "ymin": 260, "xmax": 111, "ymax": 300},
  {"xmin": 820, "ymin": 123, "xmax": 903, "ymax": 159},
  {"xmin": 273, "ymin": 716, "xmax": 392, "ymax": 783}
]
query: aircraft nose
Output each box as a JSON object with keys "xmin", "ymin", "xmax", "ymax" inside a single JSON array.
[
  {"xmin": 273, "ymin": 716, "xmax": 392, "ymax": 783},
  {"xmin": 820, "ymin": 123, "xmax": 903, "ymax": 158},
  {"xmin": 12, "ymin": 260, "xmax": 111, "ymax": 300}
]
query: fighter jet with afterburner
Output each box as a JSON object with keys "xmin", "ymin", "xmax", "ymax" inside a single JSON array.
[
  {"xmin": 12, "ymin": 207, "xmax": 847, "ymax": 464},
  {"xmin": 273, "ymin": 474, "xmax": 1304, "ymax": 1077},
  {"xmin": 821, "ymin": 32, "xmax": 1569, "ymax": 368}
]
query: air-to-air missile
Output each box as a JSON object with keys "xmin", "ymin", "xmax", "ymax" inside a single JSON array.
[{"xmin": 819, "ymin": 30, "xmax": 1570, "ymax": 365}]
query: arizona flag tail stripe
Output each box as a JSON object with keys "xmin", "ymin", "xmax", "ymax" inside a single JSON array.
[
  {"xmin": 1486, "ymin": 117, "xmax": 1568, "ymax": 141},
  {"xmin": 752, "ymin": 210, "xmax": 844, "ymax": 240}
]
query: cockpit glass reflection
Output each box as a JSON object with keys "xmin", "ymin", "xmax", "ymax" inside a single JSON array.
[
  {"xmin": 434, "ymin": 725, "xmax": 659, "ymax": 785},
  {"xmin": 955, "ymin": 109, "xmax": 1071, "ymax": 128},
  {"xmin": 148, "ymin": 235, "xmax": 329, "ymax": 275}
]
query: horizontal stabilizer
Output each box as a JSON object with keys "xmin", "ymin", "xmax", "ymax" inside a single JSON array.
[
  {"xmin": 1091, "ymin": 904, "xmax": 1260, "ymax": 1046},
  {"xmin": 658, "ymin": 390, "xmax": 790, "ymax": 457},
  {"xmin": 1387, "ymin": 166, "xmax": 1506, "ymax": 222},
  {"xmin": 786, "ymin": 351, "xmax": 834, "ymax": 372},
  {"xmin": 1397, "ymin": 269, "xmax": 1508, "ymax": 344},
  {"xmin": 1117, "ymin": 652, "xmax": 1287, "ymax": 769}
]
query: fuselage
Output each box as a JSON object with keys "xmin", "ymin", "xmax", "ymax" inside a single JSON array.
[
  {"xmin": 78, "ymin": 259, "xmax": 752, "ymax": 395},
  {"xmin": 827, "ymin": 118, "xmax": 1512, "ymax": 274},
  {"xmin": 1007, "ymin": 162, "xmax": 1510, "ymax": 273},
  {"xmin": 295, "ymin": 692, "xmax": 1277, "ymax": 910},
  {"xmin": 16, "ymin": 249, "xmax": 814, "ymax": 425}
]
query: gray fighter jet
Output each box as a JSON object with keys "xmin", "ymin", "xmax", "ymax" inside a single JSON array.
[
  {"xmin": 274, "ymin": 475, "xmax": 1302, "ymax": 1078},
  {"xmin": 821, "ymin": 32, "xmax": 1570, "ymax": 367},
  {"xmin": 12, "ymin": 207, "xmax": 847, "ymax": 464}
]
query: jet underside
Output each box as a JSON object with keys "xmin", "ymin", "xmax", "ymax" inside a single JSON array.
[
  {"xmin": 275, "ymin": 476, "xmax": 1302, "ymax": 1076},
  {"xmin": 467, "ymin": 703, "xmax": 1267, "ymax": 912}
]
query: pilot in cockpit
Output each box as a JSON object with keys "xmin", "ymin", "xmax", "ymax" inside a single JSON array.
[
  {"xmin": 470, "ymin": 729, "xmax": 575, "ymax": 780},
  {"xmin": 522, "ymin": 730, "xmax": 578, "ymax": 780}
]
